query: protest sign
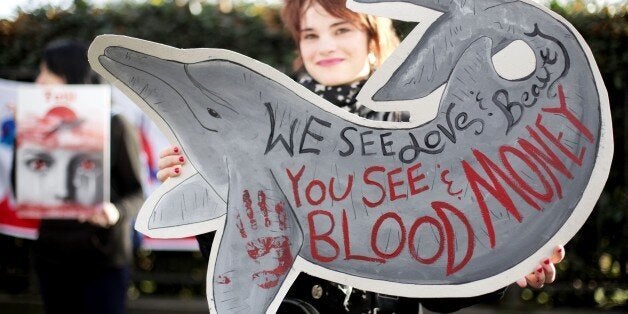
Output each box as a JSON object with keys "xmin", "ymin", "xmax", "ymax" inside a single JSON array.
[
  {"xmin": 15, "ymin": 85, "xmax": 110, "ymax": 219},
  {"xmin": 89, "ymin": 0, "xmax": 612, "ymax": 312},
  {"xmin": 0, "ymin": 79, "xmax": 39, "ymax": 238}
]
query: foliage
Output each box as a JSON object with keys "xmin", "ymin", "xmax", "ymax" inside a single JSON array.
[
  {"xmin": 0, "ymin": 0, "xmax": 626, "ymax": 310},
  {"xmin": 0, "ymin": 0, "xmax": 294, "ymax": 80},
  {"xmin": 510, "ymin": 1, "xmax": 627, "ymax": 310}
]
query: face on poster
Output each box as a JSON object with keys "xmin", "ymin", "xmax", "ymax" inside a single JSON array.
[{"xmin": 15, "ymin": 85, "xmax": 110, "ymax": 219}]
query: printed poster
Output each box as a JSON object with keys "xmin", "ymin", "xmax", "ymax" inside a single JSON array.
[
  {"xmin": 15, "ymin": 85, "xmax": 110, "ymax": 219},
  {"xmin": 0, "ymin": 79, "xmax": 39, "ymax": 238}
]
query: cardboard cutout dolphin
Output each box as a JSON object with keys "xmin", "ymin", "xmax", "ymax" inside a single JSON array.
[{"xmin": 88, "ymin": 0, "xmax": 612, "ymax": 312}]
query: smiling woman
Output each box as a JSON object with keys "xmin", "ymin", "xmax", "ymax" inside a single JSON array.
[{"xmin": 298, "ymin": 2, "xmax": 371, "ymax": 86}]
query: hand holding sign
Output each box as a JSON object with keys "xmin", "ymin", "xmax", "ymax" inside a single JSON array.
[{"xmin": 517, "ymin": 245, "xmax": 565, "ymax": 289}]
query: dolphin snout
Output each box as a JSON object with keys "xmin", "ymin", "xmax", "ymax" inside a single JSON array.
[
  {"xmin": 102, "ymin": 46, "xmax": 172, "ymax": 77},
  {"xmin": 104, "ymin": 46, "xmax": 140, "ymax": 62}
]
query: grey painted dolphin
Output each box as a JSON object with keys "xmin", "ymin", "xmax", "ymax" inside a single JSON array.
[{"xmin": 88, "ymin": 0, "xmax": 611, "ymax": 312}]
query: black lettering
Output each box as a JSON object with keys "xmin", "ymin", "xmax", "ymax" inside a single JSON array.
[
  {"xmin": 264, "ymin": 102, "xmax": 296, "ymax": 156},
  {"xmin": 400, "ymin": 133, "xmax": 421, "ymax": 164},
  {"xmin": 424, "ymin": 130, "xmax": 441, "ymax": 149},
  {"xmin": 380, "ymin": 132, "xmax": 395, "ymax": 156},
  {"xmin": 360, "ymin": 130, "xmax": 376, "ymax": 156},
  {"xmin": 339, "ymin": 127, "xmax": 357, "ymax": 157},
  {"xmin": 436, "ymin": 102, "xmax": 457, "ymax": 143},
  {"xmin": 299, "ymin": 116, "xmax": 331, "ymax": 155}
]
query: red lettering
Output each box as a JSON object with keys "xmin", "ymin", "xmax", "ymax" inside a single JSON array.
[
  {"xmin": 462, "ymin": 149, "xmax": 523, "ymax": 248},
  {"xmin": 330, "ymin": 176, "xmax": 353, "ymax": 202},
  {"xmin": 307, "ymin": 210, "xmax": 339, "ymax": 262},
  {"xmin": 536, "ymin": 112, "xmax": 586, "ymax": 166},
  {"xmin": 519, "ymin": 124, "xmax": 573, "ymax": 199},
  {"xmin": 44, "ymin": 89, "xmax": 76, "ymax": 104},
  {"xmin": 362, "ymin": 166, "xmax": 386, "ymax": 208},
  {"xmin": 387, "ymin": 167, "xmax": 406, "ymax": 201},
  {"xmin": 342, "ymin": 210, "xmax": 384, "ymax": 263},
  {"xmin": 287, "ymin": 165, "xmax": 305, "ymax": 208},
  {"xmin": 305, "ymin": 180, "xmax": 326, "ymax": 206},
  {"xmin": 542, "ymin": 85, "xmax": 594, "ymax": 143},
  {"xmin": 407, "ymin": 163, "xmax": 429, "ymax": 196},
  {"xmin": 499, "ymin": 146, "xmax": 553, "ymax": 204},
  {"xmin": 371, "ymin": 212, "xmax": 406, "ymax": 259},
  {"xmin": 408, "ymin": 216, "xmax": 444, "ymax": 264},
  {"xmin": 432, "ymin": 201, "xmax": 475, "ymax": 276}
]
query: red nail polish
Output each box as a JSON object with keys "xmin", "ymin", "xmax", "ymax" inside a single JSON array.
[
  {"xmin": 544, "ymin": 259, "xmax": 550, "ymax": 265},
  {"xmin": 179, "ymin": 156, "xmax": 184, "ymax": 163},
  {"xmin": 174, "ymin": 167, "xmax": 180, "ymax": 174},
  {"xmin": 174, "ymin": 147, "xmax": 179, "ymax": 153},
  {"xmin": 537, "ymin": 267, "xmax": 543, "ymax": 273},
  {"xmin": 557, "ymin": 248, "xmax": 562, "ymax": 253}
]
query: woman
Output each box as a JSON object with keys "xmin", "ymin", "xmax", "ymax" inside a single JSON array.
[
  {"xmin": 157, "ymin": 0, "xmax": 564, "ymax": 312},
  {"xmin": 15, "ymin": 39, "xmax": 144, "ymax": 314}
]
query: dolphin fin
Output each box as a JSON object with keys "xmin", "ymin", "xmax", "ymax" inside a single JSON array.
[
  {"xmin": 440, "ymin": 36, "xmax": 499, "ymax": 106},
  {"xmin": 373, "ymin": 15, "xmax": 474, "ymax": 102},
  {"xmin": 147, "ymin": 173, "xmax": 226, "ymax": 230},
  {"xmin": 350, "ymin": 0, "xmax": 506, "ymax": 19}
]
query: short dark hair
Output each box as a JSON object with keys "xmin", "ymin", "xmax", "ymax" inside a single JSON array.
[{"xmin": 41, "ymin": 39, "xmax": 94, "ymax": 84}]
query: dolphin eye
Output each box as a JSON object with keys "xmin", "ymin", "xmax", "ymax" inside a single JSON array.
[{"xmin": 207, "ymin": 108, "xmax": 221, "ymax": 118}]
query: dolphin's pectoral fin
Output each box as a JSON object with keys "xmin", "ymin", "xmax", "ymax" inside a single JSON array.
[
  {"xmin": 148, "ymin": 173, "xmax": 226, "ymax": 230},
  {"xmin": 210, "ymin": 170, "xmax": 303, "ymax": 313}
]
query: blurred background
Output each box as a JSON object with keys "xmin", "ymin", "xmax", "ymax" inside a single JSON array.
[{"xmin": 0, "ymin": 0, "xmax": 625, "ymax": 313}]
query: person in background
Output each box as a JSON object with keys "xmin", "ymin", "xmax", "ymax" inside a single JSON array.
[
  {"xmin": 13, "ymin": 39, "xmax": 144, "ymax": 314},
  {"xmin": 156, "ymin": 0, "xmax": 564, "ymax": 313}
]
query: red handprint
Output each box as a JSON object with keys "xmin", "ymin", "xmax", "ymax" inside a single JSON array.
[{"xmin": 236, "ymin": 190, "xmax": 292, "ymax": 289}]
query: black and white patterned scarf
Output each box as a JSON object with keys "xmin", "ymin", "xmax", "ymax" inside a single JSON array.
[{"xmin": 298, "ymin": 73, "xmax": 406, "ymax": 122}]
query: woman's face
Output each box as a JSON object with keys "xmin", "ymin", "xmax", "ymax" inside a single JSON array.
[
  {"xmin": 35, "ymin": 63, "xmax": 66, "ymax": 85},
  {"xmin": 299, "ymin": 3, "xmax": 371, "ymax": 86}
]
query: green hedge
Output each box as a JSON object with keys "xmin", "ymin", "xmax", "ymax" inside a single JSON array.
[
  {"xmin": 534, "ymin": 3, "xmax": 627, "ymax": 310},
  {"xmin": 0, "ymin": 0, "xmax": 626, "ymax": 310},
  {"xmin": 0, "ymin": 0, "xmax": 295, "ymax": 79}
]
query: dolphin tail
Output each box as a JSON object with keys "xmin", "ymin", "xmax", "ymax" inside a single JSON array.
[
  {"xmin": 370, "ymin": 9, "xmax": 479, "ymax": 102},
  {"xmin": 349, "ymin": 0, "xmax": 498, "ymax": 16},
  {"xmin": 362, "ymin": 0, "xmax": 510, "ymax": 102}
]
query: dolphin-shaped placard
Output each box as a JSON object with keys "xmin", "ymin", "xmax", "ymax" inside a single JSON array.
[{"xmin": 88, "ymin": 0, "xmax": 612, "ymax": 312}]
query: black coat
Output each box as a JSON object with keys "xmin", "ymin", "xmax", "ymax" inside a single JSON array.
[{"xmin": 14, "ymin": 114, "xmax": 144, "ymax": 274}]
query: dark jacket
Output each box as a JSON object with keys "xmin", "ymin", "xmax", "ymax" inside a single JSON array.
[{"xmin": 14, "ymin": 114, "xmax": 144, "ymax": 273}]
